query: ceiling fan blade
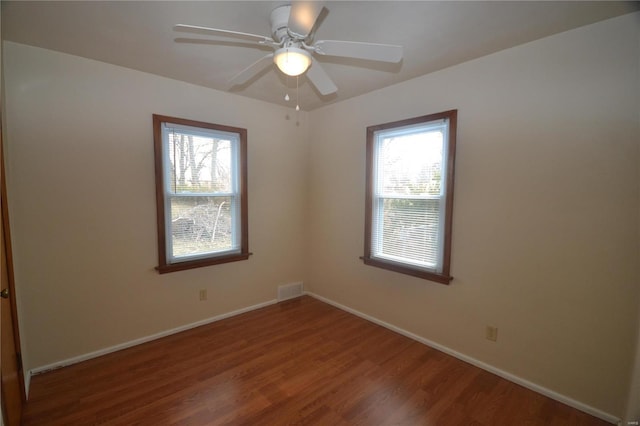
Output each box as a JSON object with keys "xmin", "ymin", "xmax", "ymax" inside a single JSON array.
[
  {"xmin": 288, "ymin": 1, "xmax": 325, "ymax": 38},
  {"xmin": 174, "ymin": 24, "xmax": 273, "ymax": 44},
  {"xmin": 306, "ymin": 58, "xmax": 337, "ymax": 96},
  {"xmin": 314, "ymin": 40, "xmax": 403, "ymax": 63},
  {"xmin": 229, "ymin": 53, "xmax": 274, "ymax": 86}
]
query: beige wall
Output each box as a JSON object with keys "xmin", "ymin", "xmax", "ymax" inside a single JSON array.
[
  {"xmin": 625, "ymin": 17, "xmax": 640, "ymax": 424},
  {"xmin": 2, "ymin": 10, "xmax": 639, "ymax": 422},
  {"xmin": 2, "ymin": 41, "xmax": 309, "ymax": 372},
  {"xmin": 306, "ymin": 12, "xmax": 639, "ymax": 418}
]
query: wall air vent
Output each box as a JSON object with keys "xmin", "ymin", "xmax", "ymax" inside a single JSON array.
[{"xmin": 277, "ymin": 282, "xmax": 304, "ymax": 302}]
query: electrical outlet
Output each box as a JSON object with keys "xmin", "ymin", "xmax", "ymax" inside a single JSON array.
[
  {"xmin": 199, "ymin": 289, "xmax": 207, "ymax": 301},
  {"xmin": 486, "ymin": 326, "xmax": 498, "ymax": 342}
]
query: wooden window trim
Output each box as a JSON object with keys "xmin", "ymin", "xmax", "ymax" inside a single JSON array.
[
  {"xmin": 363, "ymin": 110, "xmax": 457, "ymax": 284},
  {"xmin": 152, "ymin": 114, "xmax": 249, "ymax": 274}
]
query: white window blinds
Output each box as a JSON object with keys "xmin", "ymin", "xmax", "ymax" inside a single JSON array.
[{"xmin": 371, "ymin": 120, "xmax": 449, "ymax": 273}]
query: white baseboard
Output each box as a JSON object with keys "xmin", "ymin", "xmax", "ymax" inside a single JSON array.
[
  {"xmin": 29, "ymin": 299, "xmax": 278, "ymax": 379},
  {"xmin": 24, "ymin": 372, "xmax": 31, "ymax": 400},
  {"xmin": 305, "ymin": 291, "xmax": 620, "ymax": 425}
]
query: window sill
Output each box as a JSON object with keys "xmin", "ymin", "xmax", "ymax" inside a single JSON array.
[
  {"xmin": 361, "ymin": 256, "xmax": 452, "ymax": 285},
  {"xmin": 156, "ymin": 252, "xmax": 252, "ymax": 274}
]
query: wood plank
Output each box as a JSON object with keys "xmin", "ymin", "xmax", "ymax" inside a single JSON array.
[{"xmin": 23, "ymin": 296, "xmax": 611, "ymax": 425}]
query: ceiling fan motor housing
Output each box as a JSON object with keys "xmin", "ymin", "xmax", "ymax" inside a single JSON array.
[{"xmin": 270, "ymin": 5, "xmax": 292, "ymax": 42}]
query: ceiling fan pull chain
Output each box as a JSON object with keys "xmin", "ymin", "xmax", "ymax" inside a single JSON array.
[
  {"xmin": 295, "ymin": 75, "xmax": 300, "ymax": 111},
  {"xmin": 285, "ymin": 74, "xmax": 290, "ymax": 101}
]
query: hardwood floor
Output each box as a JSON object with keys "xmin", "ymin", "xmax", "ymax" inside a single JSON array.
[{"xmin": 23, "ymin": 296, "xmax": 610, "ymax": 425}]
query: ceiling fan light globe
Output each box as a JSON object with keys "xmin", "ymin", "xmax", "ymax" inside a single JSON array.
[{"xmin": 274, "ymin": 47, "xmax": 311, "ymax": 77}]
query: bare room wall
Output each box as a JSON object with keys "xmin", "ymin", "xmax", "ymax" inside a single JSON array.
[
  {"xmin": 624, "ymin": 16, "xmax": 640, "ymax": 425},
  {"xmin": 306, "ymin": 12, "xmax": 640, "ymax": 419},
  {"xmin": 2, "ymin": 41, "xmax": 309, "ymax": 376}
]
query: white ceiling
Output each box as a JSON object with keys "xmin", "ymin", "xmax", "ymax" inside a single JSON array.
[{"xmin": 2, "ymin": 1, "xmax": 638, "ymax": 111}]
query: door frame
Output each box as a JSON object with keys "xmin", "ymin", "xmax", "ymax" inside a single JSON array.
[{"xmin": 0, "ymin": 116, "xmax": 27, "ymax": 407}]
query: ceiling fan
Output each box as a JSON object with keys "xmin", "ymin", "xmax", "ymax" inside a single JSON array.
[{"xmin": 174, "ymin": 2, "xmax": 403, "ymax": 96}]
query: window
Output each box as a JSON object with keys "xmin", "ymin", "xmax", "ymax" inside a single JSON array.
[
  {"xmin": 363, "ymin": 110, "xmax": 457, "ymax": 284},
  {"xmin": 153, "ymin": 115, "xmax": 249, "ymax": 273}
]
